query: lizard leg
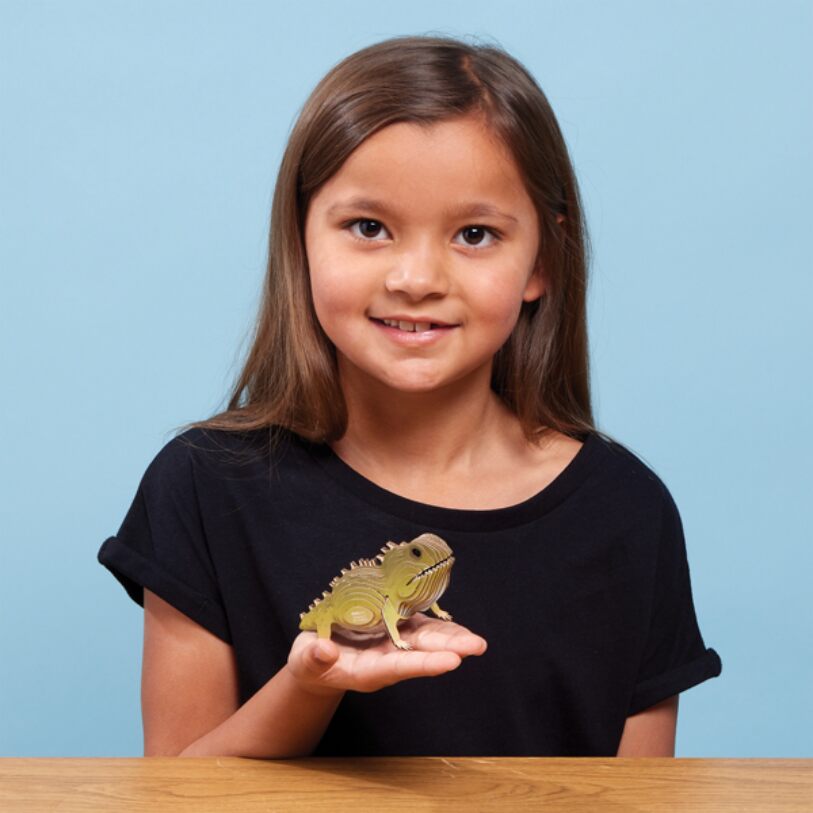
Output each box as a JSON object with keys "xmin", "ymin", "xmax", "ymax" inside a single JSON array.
[
  {"xmin": 382, "ymin": 597, "xmax": 412, "ymax": 650},
  {"xmin": 315, "ymin": 614, "xmax": 333, "ymax": 639},
  {"xmin": 429, "ymin": 602, "xmax": 453, "ymax": 621}
]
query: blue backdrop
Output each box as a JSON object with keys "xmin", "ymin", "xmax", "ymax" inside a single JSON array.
[{"xmin": 1, "ymin": 0, "xmax": 810, "ymax": 757}]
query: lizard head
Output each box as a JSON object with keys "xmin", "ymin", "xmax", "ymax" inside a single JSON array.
[{"xmin": 379, "ymin": 533, "xmax": 455, "ymax": 601}]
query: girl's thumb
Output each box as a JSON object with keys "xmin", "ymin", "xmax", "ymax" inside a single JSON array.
[{"xmin": 310, "ymin": 640, "xmax": 338, "ymax": 669}]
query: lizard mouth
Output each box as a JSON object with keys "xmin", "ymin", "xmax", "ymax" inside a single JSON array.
[{"xmin": 407, "ymin": 555, "xmax": 454, "ymax": 585}]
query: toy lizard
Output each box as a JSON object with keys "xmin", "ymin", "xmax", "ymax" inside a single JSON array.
[{"xmin": 298, "ymin": 533, "xmax": 455, "ymax": 650}]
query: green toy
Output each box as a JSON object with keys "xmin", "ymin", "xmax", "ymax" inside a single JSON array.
[{"xmin": 299, "ymin": 533, "xmax": 455, "ymax": 650}]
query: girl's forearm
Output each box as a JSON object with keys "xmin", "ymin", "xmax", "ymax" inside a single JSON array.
[{"xmin": 178, "ymin": 664, "xmax": 345, "ymax": 758}]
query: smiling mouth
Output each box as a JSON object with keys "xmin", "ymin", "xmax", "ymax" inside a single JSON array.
[{"xmin": 370, "ymin": 317, "xmax": 457, "ymax": 333}]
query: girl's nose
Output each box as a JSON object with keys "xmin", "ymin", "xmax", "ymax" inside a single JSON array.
[{"xmin": 383, "ymin": 243, "xmax": 450, "ymax": 300}]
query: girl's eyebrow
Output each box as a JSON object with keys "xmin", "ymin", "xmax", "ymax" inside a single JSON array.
[{"xmin": 325, "ymin": 196, "xmax": 519, "ymax": 224}]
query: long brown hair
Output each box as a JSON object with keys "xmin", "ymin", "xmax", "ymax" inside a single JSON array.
[{"xmin": 180, "ymin": 34, "xmax": 598, "ymax": 447}]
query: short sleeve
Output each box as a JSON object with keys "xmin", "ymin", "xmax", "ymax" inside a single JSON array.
[
  {"xmin": 97, "ymin": 435, "xmax": 232, "ymax": 643},
  {"xmin": 627, "ymin": 485, "xmax": 721, "ymax": 715}
]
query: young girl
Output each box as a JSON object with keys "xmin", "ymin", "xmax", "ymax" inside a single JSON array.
[{"xmin": 98, "ymin": 34, "xmax": 721, "ymax": 758}]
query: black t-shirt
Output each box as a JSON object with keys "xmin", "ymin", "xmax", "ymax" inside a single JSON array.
[{"xmin": 97, "ymin": 426, "xmax": 721, "ymax": 756}]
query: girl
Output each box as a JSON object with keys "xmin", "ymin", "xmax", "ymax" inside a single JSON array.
[{"xmin": 98, "ymin": 34, "xmax": 721, "ymax": 758}]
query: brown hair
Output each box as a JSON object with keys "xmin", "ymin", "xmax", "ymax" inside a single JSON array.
[{"xmin": 180, "ymin": 34, "xmax": 600, "ymax": 447}]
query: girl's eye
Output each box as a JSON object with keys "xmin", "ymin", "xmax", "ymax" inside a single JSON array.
[
  {"xmin": 347, "ymin": 219, "xmax": 390, "ymax": 242},
  {"xmin": 455, "ymin": 226, "xmax": 500, "ymax": 248},
  {"xmin": 345, "ymin": 219, "xmax": 501, "ymax": 249}
]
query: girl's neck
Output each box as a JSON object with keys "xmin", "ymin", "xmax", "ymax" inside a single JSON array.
[{"xmin": 329, "ymin": 364, "xmax": 525, "ymax": 484}]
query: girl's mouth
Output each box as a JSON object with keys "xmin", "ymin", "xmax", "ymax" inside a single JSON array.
[
  {"xmin": 372, "ymin": 317, "xmax": 448, "ymax": 333},
  {"xmin": 369, "ymin": 317, "xmax": 458, "ymax": 345}
]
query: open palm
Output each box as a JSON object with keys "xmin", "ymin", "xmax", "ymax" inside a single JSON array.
[{"xmin": 287, "ymin": 613, "xmax": 487, "ymax": 695}]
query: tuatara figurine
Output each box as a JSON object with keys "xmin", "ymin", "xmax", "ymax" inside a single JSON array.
[{"xmin": 299, "ymin": 533, "xmax": 455, "ymax": 650}]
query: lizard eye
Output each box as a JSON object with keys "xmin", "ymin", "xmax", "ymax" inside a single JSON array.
[{"xmin": 410, "ymin": 547, "xmax": 422, "ymax": 558}]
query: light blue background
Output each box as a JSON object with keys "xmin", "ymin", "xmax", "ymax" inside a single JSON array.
[{"xmin": 1, "ymin": 0, "xmax": 810, "ymax": 757}]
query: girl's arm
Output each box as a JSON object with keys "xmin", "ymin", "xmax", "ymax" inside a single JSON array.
[
  {"xmin": 142, "ymin": 589, "xmax": 344, "ymax": 758},
  {"xmin": 615, "ymin": 695, "xmax": 679, "ymax": 757},
  {"xmin": 142, "ymin": 588, "xmax": 486, "ymax": 758}
]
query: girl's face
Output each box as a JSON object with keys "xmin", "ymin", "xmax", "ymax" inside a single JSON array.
[{"xmin": 304, "ymin": 114, "xmax": 543, "ymax": 397}]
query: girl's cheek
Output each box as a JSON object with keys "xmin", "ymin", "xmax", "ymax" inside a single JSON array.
[
  {"xmin": 476, "ymin": 274, "xmax": 529, "ymax": 323},
  {"xmin": 312, "ymin": 264, "xmax": 358, "ymax": 309},
  {"xmin": 310, "ymin": 264, "xmax": 363, "ymax": 332}
]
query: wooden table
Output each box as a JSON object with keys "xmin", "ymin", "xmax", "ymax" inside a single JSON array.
[{"xmin": 0, "ymin": 757, "xmax": 810, "ymax": 812}]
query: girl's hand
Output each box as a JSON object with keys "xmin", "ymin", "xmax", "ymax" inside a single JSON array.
[{"xmin": 286, "ymin": 613, "xmax": 487, "ymax": 696}]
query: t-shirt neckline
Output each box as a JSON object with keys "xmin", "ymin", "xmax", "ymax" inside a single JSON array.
[{"xmin": 301, "ymin": 430, "xmax": 601, "ymax": 532}]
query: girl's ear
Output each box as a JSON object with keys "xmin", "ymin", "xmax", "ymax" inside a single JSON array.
[
  {"xmin": 522, "ymin": 264, "xmax": 546, "ymax": 302},
  {"xmin": 523, "ymin": 214, "xmax": 565, "ymax": 302}
]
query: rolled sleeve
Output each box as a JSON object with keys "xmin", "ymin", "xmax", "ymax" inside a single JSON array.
[
  {"xmin": 628, "ymin": 485, "xmax": 721, "ymax": 715},
  {"xmin": 97, "ymin": 436, "xmax": 231, "ymax": 644}
]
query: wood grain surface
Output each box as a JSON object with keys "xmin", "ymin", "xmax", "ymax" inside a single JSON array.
[{"xmin": 0, "ymin": 757, "xmax": 811, "ymax": 812}]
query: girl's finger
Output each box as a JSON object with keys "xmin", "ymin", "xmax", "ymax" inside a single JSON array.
[
  {"xmin": 388, "ymin": 649, "xmax": 462, "ymax": 681},
  {"xmin": 409, "ymin": 624, "xmax": 488, "ymax": 656}
]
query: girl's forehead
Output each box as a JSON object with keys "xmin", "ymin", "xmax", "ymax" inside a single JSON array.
[{"xmin": 313, "ymin": 116, "xmax": 531, "ymax": 216}]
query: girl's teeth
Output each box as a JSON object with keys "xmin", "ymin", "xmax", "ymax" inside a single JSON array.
[{"xmin": 382, "ymin": 319, "xmax": 434, "ymax": 332}]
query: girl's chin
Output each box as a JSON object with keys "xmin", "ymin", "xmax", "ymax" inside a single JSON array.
[
  {"xmin": 336, "ymin": 354, "xmax": 490, "ymax": 396},
  {"xmin": 357, "ymin": 369, "xmax": 479, "ymax": 397},
  {"xmin": 371, "ymin": 376, "xmax": 452, "ymax": 394}
]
